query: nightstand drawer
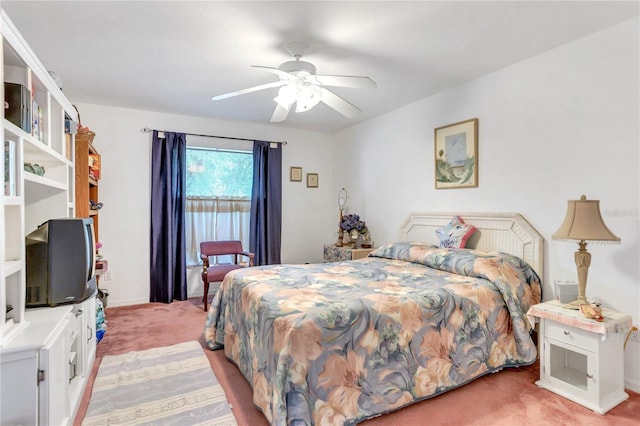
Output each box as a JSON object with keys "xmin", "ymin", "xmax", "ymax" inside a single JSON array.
[{"xmin": 545, "ymin": 320, "xmax": 596, "ymax": 350}]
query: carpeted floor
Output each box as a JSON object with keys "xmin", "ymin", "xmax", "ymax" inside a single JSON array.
[{"xmin": 75, "ymin": 298, "xmax": 640, "ymax": 426}]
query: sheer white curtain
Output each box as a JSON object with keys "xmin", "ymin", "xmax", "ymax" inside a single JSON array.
[{"xmin": 185, "ymin": 196, "xmax": 251, "ymax": 266}]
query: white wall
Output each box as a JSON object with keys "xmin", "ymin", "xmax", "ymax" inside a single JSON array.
[
  {"xmin": 331, "ymin": 18, "xmax": 640, "ymax": 390},
  {"xmin": 76, "ymin": 17, "xmax": 638, "ymax": 389},
  {"xmin": 73, "ymin": 104, "xmax": 334, "ymax": 305}
]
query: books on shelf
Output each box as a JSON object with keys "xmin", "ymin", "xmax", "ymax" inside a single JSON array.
[
  {"xmin": 4, "ymin": 140, "xmax": 17, "ymax": 196},
  {"xmin": 89, "ymin": 153, "xmax": 101, "ymax": 179}
]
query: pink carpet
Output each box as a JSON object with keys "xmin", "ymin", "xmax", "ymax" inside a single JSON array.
[{"xmin": 75, "ymin": 298, "xmax": 640, "ymax": 425}]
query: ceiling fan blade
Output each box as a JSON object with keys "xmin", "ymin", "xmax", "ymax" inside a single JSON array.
[
  {"xmin": 320, "ymin": 88, "xmax": 362, "ymax": 118},
  {"xmin": 211, "ymin": 81, "xmax": 285, "ymax": 101},
  {"xmin": 270, "ymin": 103, "xmax": 291, "ymax": 122},
  {"xmin": 314, "ymin": 75, "xmax": 377, "ymax": 89},
  {"xmin": 251, "ymin": 65, "xmax": 296, "ymax": 81}
]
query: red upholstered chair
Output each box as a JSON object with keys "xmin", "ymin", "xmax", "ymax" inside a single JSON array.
[{"xmin": 200, "ymin": 240, "xmax": 254, "ymax": 311}]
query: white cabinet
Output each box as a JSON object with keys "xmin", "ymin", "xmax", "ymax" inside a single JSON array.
[
  {"xmin": 0, "ymin": 348, "xmax": 38, "ymax": 425},
  {"xmin": 39, "ymin": 312, "xmax": 71, "ymax": 426},
  {"xmin": 0, "ymin": 297, "xmax": 96, "ymax": 425},
  {"xmin": 69, "ymin": 297, "xmax": 96, "ymax": 407},
  {"xmin": 529, "ymin": 300, "xmax": 632, "ymax": 414}
]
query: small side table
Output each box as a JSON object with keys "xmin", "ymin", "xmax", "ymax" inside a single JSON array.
[
  {"xmin": 323, "ymin": 245, "xmax": 374, "ymax": 262},
  {"xmin": 527, "ymin": 300, "xmax": 632, "ymax": 414}
]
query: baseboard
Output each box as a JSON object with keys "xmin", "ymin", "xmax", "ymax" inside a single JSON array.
[
  {"xmin": 625, "ymin": 377, "xmax": 640, "ymax": 394},
  {"xmin": 187, "ymin": 289, "xmax": 205, "ymax": 299},
  {"xmin": 106, "ymin": 297, "xmax": 149, "ymax": 308},
  {"xmin": 107, "ymin": 295, "xmax": 207, "ymax": 308}
]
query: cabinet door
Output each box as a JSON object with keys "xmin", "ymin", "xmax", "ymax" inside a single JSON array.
[
  {"xmin": 543, "ymin": 334, "xmax": 596, "ymax": 408},
  {"xmin": 39, "ymin": 317, "xmax": 70, "ymax": 426},
  {"xmin": 0, "ymin": 350, "xmax": 38, "ymax": 426},
  {"xmin": 81, "ymin": 296, "xmax": 97, "ymax": 373}
]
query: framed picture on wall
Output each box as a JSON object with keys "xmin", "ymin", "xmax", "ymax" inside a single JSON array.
[
  {"xmin": 306, "ymin": 173, "xmax": 319, "ymax": 188},
  {"xmin": 434, "ymin": 118, "xmax": 478, "ymax": 189},
  {"xmin": 290, "ymin": 166, "xmax": 302, "ymax": 182}
]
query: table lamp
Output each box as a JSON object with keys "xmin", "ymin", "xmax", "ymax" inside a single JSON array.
[
  {"xmin": 336, "ymin": 188, "xmax": 348, "ymax": 246},
  {"xmin": 552, "ymin": 195, "xmax": 620, "ymax": 309}
]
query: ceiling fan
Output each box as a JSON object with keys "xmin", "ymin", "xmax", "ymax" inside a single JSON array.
[{"xmin": 211, "ymin": 42, "xmax": 376, "ymax": 122}]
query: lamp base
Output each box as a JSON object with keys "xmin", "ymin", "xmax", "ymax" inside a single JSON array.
[{"xmin": 563, "ymin": 296, "xmax": 587, "ymax": 310}]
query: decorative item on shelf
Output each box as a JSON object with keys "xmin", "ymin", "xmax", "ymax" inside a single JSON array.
[
  {"xmin": 24, "ymin": 162, "xmax": 45, "ymax": 176},
  {"xmin": 5, "ymin": 140, "xmax": 17, "ymax": 196},
  {"xmin": 90, "ymin": 200, "xmax": 103, "ymax": 211},
  {"xmin": 336, "ymin": 188, "xmax": 348, "ymax": 246},
  {"xmin": 340, "ymin": 213, "xmax": 367, "ymax": 248},
  {"xmin": 32, "ymin": 99, "xmax": 44, "ymax": 143},
  {"xmin": 73, "ymin": 104, "xmax": 96, "ymax": 144},
  {"xmin": 552, "ymin": 194, "xmax": 620, "ymax": 310}
]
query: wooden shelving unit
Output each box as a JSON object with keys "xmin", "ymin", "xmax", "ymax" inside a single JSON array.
[{"xmin": 74, "ymin": 135, "xmax": 100, "ymax": 242}]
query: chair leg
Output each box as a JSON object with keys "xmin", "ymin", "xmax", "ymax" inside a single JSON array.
[{"xmin": 203, "ymin": 281, "xmax": 209, "ymax": 311}]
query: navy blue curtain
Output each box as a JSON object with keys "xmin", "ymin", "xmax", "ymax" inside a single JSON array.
[
  {"xmin": 150, "ymin": 131, "xmax": 187, "ymax": 303},
  {"xmin": 250, "ymin": 141, "xmax": 282, "ymax": 265}
]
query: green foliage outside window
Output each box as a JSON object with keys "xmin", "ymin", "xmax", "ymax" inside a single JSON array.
[{"xmin": 186, "ymin": 148, "xmax": 253, "ymax": 197}]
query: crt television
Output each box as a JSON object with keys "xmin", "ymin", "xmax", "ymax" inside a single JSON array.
[{"xmin": 25, "ymin": 218, "xmax": 97, "ymax": 307}]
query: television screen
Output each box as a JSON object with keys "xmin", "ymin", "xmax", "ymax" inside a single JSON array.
[{"xmin": 26, "ymin": 218, "xmax": 97, "ymax": 307}]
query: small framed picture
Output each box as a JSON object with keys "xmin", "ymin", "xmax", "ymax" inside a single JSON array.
[
  {"xmin": 306, "ymin": 173, "xmax": 319, "ymax": 188},
  {"xmin": 290, "ymin": 166, "xmax": 302, "ymax": 182}
]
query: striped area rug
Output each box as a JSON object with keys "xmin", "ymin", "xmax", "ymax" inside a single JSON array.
[{"xmin": 82, "ymin": 341, "xmax": 236, "ymax": 426}]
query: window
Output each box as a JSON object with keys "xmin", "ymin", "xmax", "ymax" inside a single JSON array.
[
  {"xmin": 186, "ymin": 148, "xmax": 253, "ymax": 197},
  {"xmin": 185, "ymin": 147, "xmax": 253, "ymax": 266}
]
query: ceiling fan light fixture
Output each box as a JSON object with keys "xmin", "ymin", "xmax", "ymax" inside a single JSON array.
[
  {"xmin": 279, "ymin": 59, "xmax": 316, "ymax": 76},
  {"xmin": 295, "ymin": 83, "xmax": 322, "ymax": 112},
  {"xmin": 274, "ymin": 84, "xmax": 296, "ymax": 108}
]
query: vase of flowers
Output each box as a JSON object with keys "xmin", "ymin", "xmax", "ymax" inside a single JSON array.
[{"xmin": 340, "ymin": 214, "xmax": 367, "ymax": 247}]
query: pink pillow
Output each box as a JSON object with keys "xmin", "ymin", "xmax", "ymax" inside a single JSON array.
[{"xmin": 436, "ymin": 216, "xmax": 476, "ymax": 248}]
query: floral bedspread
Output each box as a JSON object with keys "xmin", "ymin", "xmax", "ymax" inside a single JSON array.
[{"xmin": 204, "ymin": 242, "xmax": 541, "ymax": 425}]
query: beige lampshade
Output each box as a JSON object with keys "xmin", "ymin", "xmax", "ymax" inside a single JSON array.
[{"xmin": 552, "ymin": 195, "xmax": 621, "ymax": 242}]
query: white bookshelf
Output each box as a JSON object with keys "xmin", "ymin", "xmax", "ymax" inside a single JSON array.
[
  {"xmin": 1, "ymin": 8, "xmax": 94, "ymax": 425},
  {"xmin": 1, "ymin": 8, "xmax": 77, "ymax": 347}
]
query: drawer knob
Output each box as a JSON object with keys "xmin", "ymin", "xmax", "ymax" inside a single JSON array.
[
  {"xmin": 587, "ymin": 373, "xmax": 594, "ymax": 379},
  {"xmin": 563, "ymin": 330, "xmax": 570, "ymax": 335}
]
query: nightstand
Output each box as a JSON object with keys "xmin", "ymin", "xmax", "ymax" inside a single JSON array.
[
  {"xmin": 528, "ymin": 300, "xmax": 632, "ymax": 414},
  {"xmin": 323, "ymin": 245, "xmax": 374, "ymax": 262}
]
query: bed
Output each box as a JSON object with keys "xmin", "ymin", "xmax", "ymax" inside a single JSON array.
[{"xmin": 204, "ymin": 212, "xmax": 543, "ymax": 425}]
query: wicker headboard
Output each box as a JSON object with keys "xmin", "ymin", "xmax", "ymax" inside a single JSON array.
[{"xmin": 399, "ymin": 212, "xmax": 544, "ymax": 277}]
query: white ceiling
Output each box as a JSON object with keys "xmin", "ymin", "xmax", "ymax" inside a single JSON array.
[{"xmin": 3, "ymin": 1, "xmax": 638, "ymax": 133}]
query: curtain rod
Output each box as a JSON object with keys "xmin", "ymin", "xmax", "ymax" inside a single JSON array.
[{"xmin": 142, "ymin": 127, "xmax": 287, "ymax": 145}]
